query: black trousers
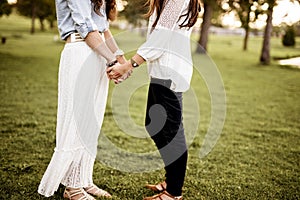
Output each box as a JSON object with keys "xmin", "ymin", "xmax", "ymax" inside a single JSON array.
[{"xmin": 145, "ymin": 78, "xmax": 188, "ymax": 196}]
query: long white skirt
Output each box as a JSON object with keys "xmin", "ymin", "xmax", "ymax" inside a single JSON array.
[{"xmin": 38, "ymin": 42, "xmax": 109, "ymax": 197}]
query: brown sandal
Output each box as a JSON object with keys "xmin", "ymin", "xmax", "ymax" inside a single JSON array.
[
  {"xmin": 63, "ymin": 188, "xmax": 95, "ymax": 200},
  {"xmin": 145, "ymin": 181, "xmax": 167, "ymax": 192},
  {"xmin": 84, "ymin": 184, "xmax": 112, "ymax": 198},
  {"xmin": 143, "ymin": 191, "xmax": 183, "ymax": 200}
]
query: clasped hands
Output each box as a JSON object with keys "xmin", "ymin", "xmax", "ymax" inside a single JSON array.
[{"xmin": 106, "ymin": 59, "xmax": 134, "ymax": 84}]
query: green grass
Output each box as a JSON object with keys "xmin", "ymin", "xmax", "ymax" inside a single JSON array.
[{"xmin": 1, "ymin": 13, "xmax": 300, "ymax": 199}]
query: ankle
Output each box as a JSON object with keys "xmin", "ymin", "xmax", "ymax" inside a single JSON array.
[{"xmin": 164, "ymin": 191, "xmax": 182, "ymax": 200}]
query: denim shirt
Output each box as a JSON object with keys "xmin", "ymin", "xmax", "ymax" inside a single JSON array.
[{"xmin": 55, "ymin": 0, "xmax": 109, "ymax": 40}]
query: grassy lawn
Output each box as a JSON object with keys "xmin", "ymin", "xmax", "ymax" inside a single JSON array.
[{"xmin": 0, "ymin": 14, "xmax": 300, "ymax": 199}]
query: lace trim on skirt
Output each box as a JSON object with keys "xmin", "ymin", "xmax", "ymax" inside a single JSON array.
[{"xmin": 38, "ymin": 149, "xmax": 95, "ymax": 197}]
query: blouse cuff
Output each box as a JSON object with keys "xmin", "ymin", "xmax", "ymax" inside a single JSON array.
[
  {"xmin": 75, "ymin": 17, "xmax": 98, "ymax": 39},
  {"xmin": 136, "ymin": 28, "xmax": 172, "ymax": 62},
  {"xmin": 137, "ymin": 47, "xmax": 159, "ymax": 62}
]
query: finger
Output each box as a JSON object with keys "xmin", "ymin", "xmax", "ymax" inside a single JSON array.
[
  {"xmin": 117, "ymin": 78, "xmax": 124, "ymax": 84},
  {"xmin": 107, "ymin": 72, "xmax": 114, "ymax": 80},
  {"xmin": 107, "ymin": 67, "xmax": 113, "ymax": 73},
  {"xmin": 109, "ymin": 71, "xmax": 115, "ymax": 78},
  {"xmin": 113, "ymin": 73, "xmax": 122, "ymax": 79}
]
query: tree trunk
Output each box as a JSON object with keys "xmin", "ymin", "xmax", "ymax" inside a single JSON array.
[
  {"xmin": 196, "ymin": 2, "xmax": 213, "ymax": 54},
  {"xmin": 260, "ymin": 6, "xmax": 274, "ymax": 65},
  {"xmin": 243, "ymin": 27, "xmax": 250, "ymax": 51},
  {"xmin": 243, "ymin": 5, "xmax": 251, "ymax": 51},
  {"xmin": 49, "ymin": 20, "xmax": 55, "ymax": 29},
  {"xmin": 39, "ymin": 18, "xmax": 45, "ymax": 31},
  {"xmin": 30, "ymin": 4, "xmax": 36, "ymax": 34}
]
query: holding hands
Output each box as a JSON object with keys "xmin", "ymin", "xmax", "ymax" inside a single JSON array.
[
  {"xmin": 105, "ymin": 53, "xmax": 132, "ymax": 84},
  {"xmin": 107, "ymin": 56, "xmax": 143, "ymax": 84},
  {"xmin": 107, "ymin": 60, "xmax": 133, "ymax": 82},
  {"xmin": 107, "ymin": 54, "xmax": 144, "ymax": 84}
]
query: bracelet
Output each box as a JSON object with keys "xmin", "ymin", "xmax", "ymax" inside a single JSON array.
[
  {"xmin": 106, "ymin": 60, "xmax": 118, "ymax": 67},
  {"xmin": 114, "ymin": 49, "xmax": 124, "ymax": 58},
  {"xmin": 130, "ymin": 58, "xmax": 139, "ymax": 68}
]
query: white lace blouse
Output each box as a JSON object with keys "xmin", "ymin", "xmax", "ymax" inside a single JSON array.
[{"xmin": 137, "ymin": 0, "xmax": 194, "ymax": 92}]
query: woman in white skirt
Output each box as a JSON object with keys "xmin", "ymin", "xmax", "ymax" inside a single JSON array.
[{"xmin": 38, "ymin": 0, "xmax": 126, "ymax": 199}]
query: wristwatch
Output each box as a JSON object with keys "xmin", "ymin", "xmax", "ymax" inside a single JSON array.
[
  {"xmin": 106, "ymin": 60, "xmax": 118, "ymax": 67},
  {"xmin": 130, "ymin": 58, "xmax": 139, "ymax": 68}
]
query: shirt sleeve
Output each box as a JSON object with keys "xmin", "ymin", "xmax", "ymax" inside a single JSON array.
[
  {"xmin": 67, "ymin": 0, "xmax": 99, "ymax": 39},
  {"xmin": 137, "ymin": 0, "xmax": 187, "ymax": 61}
]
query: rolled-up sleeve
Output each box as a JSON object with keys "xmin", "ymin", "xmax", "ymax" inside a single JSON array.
[
  {"xmin": 137, "ymin": 0, "xmax": 186, "ymax": 61},
  {"xmin": 137, "ymin": 29, "xmax": 171, "ymax": 61},
  {"xmin": 67, "ymin": 0, "xmax": 98, "ymax": 39}
]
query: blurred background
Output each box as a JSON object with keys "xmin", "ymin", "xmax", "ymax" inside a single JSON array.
[
  {"xmin": 1, "ymin": 0, "xmax": 300, "ymax": 63},
  {"xmin": 0, "ymin": 0, "xmax": 299, "ymax": 199}
]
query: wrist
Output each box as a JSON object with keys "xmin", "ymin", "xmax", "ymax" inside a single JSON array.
[
  {"xmin": 127, "ymin": 60, "xmax": 134, "ymax": 70},
  {"xmin": 114, "ymin": 49, "xmax": 124, "ymax": 58},
  {"xmin": 117, "ymin": 55, "xmax": 126, "ymax": 64},
  {"xmin": 130, "ymin": 58, "xmax": 140, "ymax": 68},
  {"xmin": 93, "ymin": 45, "xmax": 116, "ymax": 64},
  {"xmin": 107, "ymin": 56, "xmax": 116, "ymax": 64}
]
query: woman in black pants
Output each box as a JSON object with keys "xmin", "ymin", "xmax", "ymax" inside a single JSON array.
[
  {"xmin": 145, "ymin": 78, "xmax": 187, "ymax": 198},
  {"xmin": 107, "ymin": 0, "xmax": 201, "ymax": 199}
]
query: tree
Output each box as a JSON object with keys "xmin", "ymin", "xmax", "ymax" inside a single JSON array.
[
  {"xmin": 45, "ymin": 0, "xmax": 56, "ymax": 30},
  {"xmin": 121, "ymin": 0, "xmax": 148, "ymax": 26},
  {"xmin": 226, "ymin": 0, "xmax": 262, "ymax": 51},
  {"xmin": 196, "ymin": 1, "xmax": 213, "ymax": 53},
  {"xmin": 259, "ymin": 0, "xmax": 275, "ymax": 65},
  {"xmin": 0, "ymin": 0, "xmax": 12, "ymax": 17},
  {"xmin": 260, "ymin": 0, "xmax": 300, "ymax": 64},
  {"xmin": 36, "ymin": 0, "xmax": 56, "ymax": 31},
  {"xmin": 16, "ymin": 0, "xmax": 56, "ymax": 34},
  {"xmin": 17, "ymin": 0, "xmax": 37, "ymax": 34},
  {"xmin": 282, "ymin": 26, "xmax": 296, "ymax": 47},
  {"xmin": 196, "ymin": 0, "xmax": 222, "ymax": 53}
]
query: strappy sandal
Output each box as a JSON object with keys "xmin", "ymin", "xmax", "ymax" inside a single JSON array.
[
  {"xmin": 63, "ymin": 188, "xmax": 95, "ymax": 200},
  {"xmin": 143, "ymin": 191, "xmax": 183, "ymax": 200},
  {"xmin": 145, "ymin": 181, "xmax": 167, "ymax": 192},
  {"xmin": 84, "ymin": 184, "xmax": 112, "ymax": 198}
]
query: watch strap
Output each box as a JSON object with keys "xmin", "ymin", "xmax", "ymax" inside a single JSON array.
[
  {"xmin": 106, "ymin": 60, "xmax": 118, "ymax": 67},
  {"xmin": 130, "ymin": 58, "xmax": 139, "ymax": 68}
]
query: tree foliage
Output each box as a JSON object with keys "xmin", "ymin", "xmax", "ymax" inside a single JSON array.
[
  {"xmin": 0, "ymin": 0, "xmax": 12, "ymax": 17},
  {"xmin": 224, "ymin": 0, "xmax": 264, "ymax": 51},
  {"xmin": 16, "ymin": 0, "xmax": 56, "ymax": 33},
  {"xmin": 121, "ymin": 0, "xmax": 148, "ymax": 26},
  {"xmin": 282, "ymin": 26, "xmax": 296, "ymax": 47}
]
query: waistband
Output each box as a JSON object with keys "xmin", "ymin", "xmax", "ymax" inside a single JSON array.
[
  {"xmin": 66, "ymin": 31, "xmax": 104, "ymax": 43},
  {"xmin": 150, "ymin": 77, "xmax": 172, "ymax": 89},
  {"xmin": 66, "ymin": 33, "xmax": 84, "ymax": 43}
]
